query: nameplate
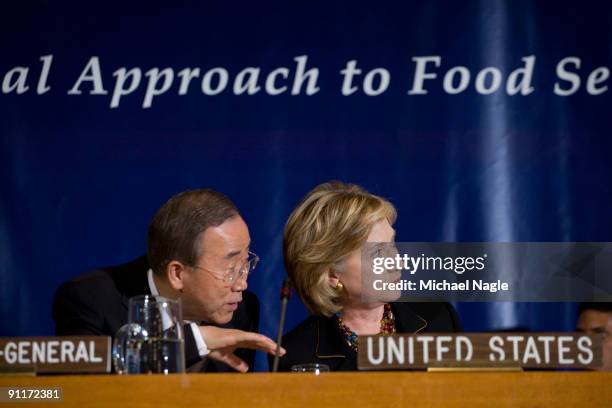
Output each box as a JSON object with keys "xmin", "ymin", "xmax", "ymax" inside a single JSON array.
[
  {"xmin": 0, "ymin": 336, "xmax": 111, "ymax": 374},
  {"xmin": 358, "ymin": 333, "xmax": 602, "ymax": 370}
]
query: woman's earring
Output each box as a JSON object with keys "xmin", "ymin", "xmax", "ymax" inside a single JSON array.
[{"xmin": 335, "ymin": 281, "xmax": 344, "ymax": 291}]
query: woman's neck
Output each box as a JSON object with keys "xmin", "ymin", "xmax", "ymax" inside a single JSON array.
[{"xmin": 340, "ymin": 303, "xmax": 385, "ymax": 335}]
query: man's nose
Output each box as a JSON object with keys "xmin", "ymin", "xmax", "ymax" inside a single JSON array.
[{"xmin": 232, "ymin": 274, "xmax": 248, "ymax": 291}]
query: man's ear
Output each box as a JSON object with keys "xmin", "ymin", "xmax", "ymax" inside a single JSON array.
[{"xmin": 166, "ymin": 260, "xmax": 187, "ymax": 291}]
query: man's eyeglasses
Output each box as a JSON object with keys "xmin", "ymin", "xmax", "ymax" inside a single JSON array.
[{"xmin": 190, "ymin": 251, "xmax": 259, "ymax": 286}]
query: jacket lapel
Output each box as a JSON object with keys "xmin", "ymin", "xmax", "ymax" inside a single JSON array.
[{"xmin": 392, "ymin": 303, "xmax": 428, "ymax": 333}]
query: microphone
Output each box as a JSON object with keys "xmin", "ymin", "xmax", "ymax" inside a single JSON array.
[{"xmin": 272, "ymin": 278, "xmax": 292, "ymax": 372}]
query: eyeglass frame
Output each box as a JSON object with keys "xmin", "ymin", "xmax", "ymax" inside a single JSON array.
[{"xmin": 189, "ymin": 251, "xmax": 259, "ymax": 286}]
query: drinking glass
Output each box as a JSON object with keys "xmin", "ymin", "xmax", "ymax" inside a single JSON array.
[{"xmin": 291, "ymin": 363, "xmax": 330, "ymax": 375}]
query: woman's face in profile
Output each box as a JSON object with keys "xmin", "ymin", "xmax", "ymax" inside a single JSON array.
[{"xmin": 336, "ymin": 218, "xmax": 401, "ymax": 305}]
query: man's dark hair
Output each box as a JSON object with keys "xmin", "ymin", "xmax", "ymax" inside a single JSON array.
[
  {"xmin": 578, "ymin": 302, "xmax": 612, "ymax": 315},
  {"xmin": 147, "ymin": 189, "xmax": 239, "ymax": 274}
]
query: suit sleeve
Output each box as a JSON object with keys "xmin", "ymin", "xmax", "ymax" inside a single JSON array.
[{"xmin": 184, "ymin": 323, "xmax": 205, "ymax": 368}]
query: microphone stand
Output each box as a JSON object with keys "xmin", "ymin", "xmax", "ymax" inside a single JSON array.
[{"xmin": 272, "ymin": 278, "xmax": 292, "ymax": 372}]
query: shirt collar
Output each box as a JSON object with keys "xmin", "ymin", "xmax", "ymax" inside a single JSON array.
[{"xmin": 147, "ymin": 268, "xmax": 160, "ymax": 296}]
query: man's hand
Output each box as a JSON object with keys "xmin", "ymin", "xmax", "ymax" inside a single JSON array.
[{"xmin": 199, "ymin": 326, "xmax": 286, "ymax": 373}]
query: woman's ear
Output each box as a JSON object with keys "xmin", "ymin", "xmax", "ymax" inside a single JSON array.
[
  {"xmin": 327, "ymin": 267, "xmax": 340, "ymax": 288},
  {"xmin": 166, "ymin": 261, "xmax": 186, "ymax": 291}
]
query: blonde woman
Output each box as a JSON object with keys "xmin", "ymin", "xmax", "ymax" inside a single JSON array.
[{"xmin": 274, "ymin": 182, "xmax": 461, "ymax": 371}]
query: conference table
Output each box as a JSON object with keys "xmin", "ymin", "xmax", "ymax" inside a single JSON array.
[{"xmin": 1, "ymin": 371, "xmax": 610, "ymax": 407}]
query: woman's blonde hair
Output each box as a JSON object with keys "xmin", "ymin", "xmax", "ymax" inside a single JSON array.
[{"xmin": 283, "ymin": 181, "xmax": 396, "ymax": 316}]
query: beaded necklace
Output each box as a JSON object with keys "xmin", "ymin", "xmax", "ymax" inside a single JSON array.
[{"xmin": 335, "ymin": 303, "xmax": 396, "ymax": 351}]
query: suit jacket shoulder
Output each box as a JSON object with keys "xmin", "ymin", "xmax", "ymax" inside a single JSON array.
[{"xmin": 52, "ymin": 256, "xmax": 150, "ymax": 336}]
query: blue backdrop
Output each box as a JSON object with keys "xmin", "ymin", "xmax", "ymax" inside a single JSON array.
[{"xmin": 1, "ymin": 1, "xmax": 611, "ymax": 371}]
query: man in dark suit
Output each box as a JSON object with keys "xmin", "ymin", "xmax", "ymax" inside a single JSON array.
[{"xmin": 53, "ymin": 189, "xmax": 283, "ymax": 372}]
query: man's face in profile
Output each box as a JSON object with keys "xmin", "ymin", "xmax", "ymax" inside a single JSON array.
[
  {"xmin": 577, "ymin": 309, "xmax": 612, "ymax": 371},
  {"xmin": 180, "ymin": 215, "xmax": 251, "ymax": 324}
]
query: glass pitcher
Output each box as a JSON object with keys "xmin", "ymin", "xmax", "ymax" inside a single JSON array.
[{"xmin": 112, "ymin": 295, "xmax": 186, "ymax": 374}]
